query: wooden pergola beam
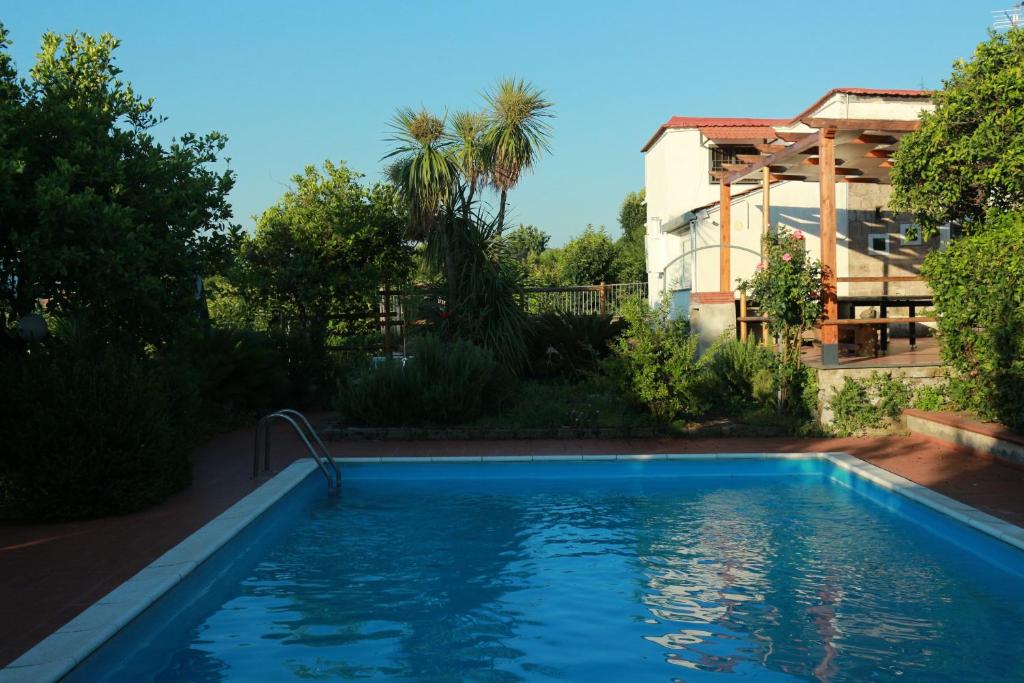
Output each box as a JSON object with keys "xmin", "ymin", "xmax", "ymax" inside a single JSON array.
[
  {"xmin": 776, "ymin": 132, "xmax": 812, "ymax": 142},
  {"xmin": 754, "ymin": 143, "xmax": 787, "ymax": 154},
  {"xmin": 724, "ymin": 133, "xmax": 820, "ymax": 184},
  {"xmin": 737, "ymin": 154, "xmax": 767, "ymax": 164},
  {"xmin": 802, "ymin": 117, "xmax": 920, "ymax": 132},
  {"xmin": 840, "ymin": 177, "xmax": 881, "ymax": 184},
  {"xmin": 770, "ymin": 173, "xmax": 807, "ymax": 181},
  {"xmin": 853, "ymin": 133, "xmax": 899, "ymax": 145},
  {"xmin": 865, "ymin": 149, "xmax": 894, "ymax": 159},
  {"xmin": 722, "ymin": 162, "xmax": 751, "ymax": 173}
]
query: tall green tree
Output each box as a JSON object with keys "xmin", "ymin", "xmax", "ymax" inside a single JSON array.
[
  {"xmin": 892, "ymin": 27, "xmax": 1024, "ymax": 234},
  {"xmin": 559, "ymin": 225, "xmax": 619, "ymax": 285},
  {"xmin": 0, "ymin": 27, "xmax": 238, "ymax": 345},
  {"xmin": 613, "ymin": 189, "xmax": 647, "ymax": 282},
  {"xmin": 234, "ymin": 161, "xmax": 410, "ymax": 333},
  {"xmin": 226, "ymin": 161, "xmax": 411, "ymax": 397},
  {"xmin": 482, "ymin": 78, "xmax": 554, "ymax": 235},
  {"xmin": 503, "ymin": 224, "xmax": 550, "ymax": 262}
]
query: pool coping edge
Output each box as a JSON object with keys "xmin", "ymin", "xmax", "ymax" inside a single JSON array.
[{"xmin": 0, "ymin": 459, "xmax": 319, "ymax": 683}]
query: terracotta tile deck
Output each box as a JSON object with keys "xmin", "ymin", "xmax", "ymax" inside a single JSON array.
[
  {"xmin": 3, "ymin": 423, "xmax": 1024, "ymax": 667},
  {"xmin": 801, "ymin": 336, "xmax": 942, "ymax": 369}
]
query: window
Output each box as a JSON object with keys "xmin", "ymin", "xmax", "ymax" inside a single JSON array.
[
  {"xmin": 867, "ymin": 233, "xmax": 889, "ymax": 255},
  {"xmin": 939, "ymin": 224, "xmax": 952, "ymax": 250},
  {"xmin": 899, "ymin": 223, "xmax": 922, "ymax": 246},
  {"xmin": 709, "ymin": 145, "xmax": 759, "ymax": 184}
]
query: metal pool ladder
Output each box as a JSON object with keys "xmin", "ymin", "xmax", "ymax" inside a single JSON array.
[{"xmin": 254, "ymin": 409, "xmax": 340, "ymax": 493}]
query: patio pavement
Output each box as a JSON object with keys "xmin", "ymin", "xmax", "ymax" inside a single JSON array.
[{"xmin": 2, "ymin": 422, "xmax": 1023, "ymax": 667}]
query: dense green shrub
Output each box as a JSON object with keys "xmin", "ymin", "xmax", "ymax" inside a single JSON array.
[
  {"xmin": 609, "ymin": 297, "xmax": 706, "ymax": 422},
  {"xmin": 912, "ymin": 384, "xmax": 950, "ymax": 412},
  {"xmin": 828, "ymin": 372, "xmax": 913, "ymax": 437},
  {"xmin": 701, "ymin": 336, "xmax": 779, "ymax": 412},
  {"xmin": 473, "ymin": 377, "xmax": 657, "ymax": 431},
  {"xmin": 0, "ymin": 341, "xmax": 197, "ymax": 521},
  {"xmin": 337, "ymin": 335, "xmax": 514, "ymax": 426},
  {"xmin": 699, "ymin": 336, "xmax": 820, "ymax": 432},
  {"xmin": 164, "ymin": 327, "xmax": 289, "ymax": 423},
  {"xmin": 921, "ymin": 211, "xmax": 1024, "ymax": 430},
  {"xmin": 526, "ymin": 312, "xmax": 624, "ymax": 379}
]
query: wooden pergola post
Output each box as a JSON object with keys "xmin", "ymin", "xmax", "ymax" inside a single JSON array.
[
  {"xmin": 720, "ymin": 180, "xmax": 731, "ymax": 292},
  {"xmin": 818, "ymin": 128, "xmax": 839, "ymax": 366},
  {"xmin": 761, "ymin": 166, "xmax": 771, "ymax": 236}
]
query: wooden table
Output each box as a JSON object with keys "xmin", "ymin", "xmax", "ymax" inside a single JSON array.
[{"xmin": 837, "ymin": 295, "xmax": 934, "ymax": 351}]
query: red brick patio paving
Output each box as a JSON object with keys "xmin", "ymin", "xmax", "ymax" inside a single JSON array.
[{"xmin": 2, "ymin": 424, "xmax": 1023, "ymax": 667}]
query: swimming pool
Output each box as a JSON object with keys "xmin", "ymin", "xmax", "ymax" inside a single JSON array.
[{"xmin": 13, "ymin": 455, "xmax": 1024, "ymax": 681}]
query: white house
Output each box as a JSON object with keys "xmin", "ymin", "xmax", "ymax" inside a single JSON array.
[{"xmin": 642, "ymin": 87, "xmax": 941, "ymax": 355}]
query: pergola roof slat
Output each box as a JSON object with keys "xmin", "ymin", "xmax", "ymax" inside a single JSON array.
[
  {"xmin": 723, "ymin": 132, "xmax": 821, "ymax": 184},
  {"xmin": 721, "ymin": 119, "xmax": 919, "ymax": 186}
]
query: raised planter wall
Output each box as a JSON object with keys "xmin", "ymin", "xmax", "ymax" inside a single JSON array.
[{"xmin": 904, "ymin": 408, "xmax": 1024, "ymax": 469}]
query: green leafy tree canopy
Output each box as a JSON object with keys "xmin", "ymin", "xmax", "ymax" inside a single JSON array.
[
  {"xmin": 0, "ymin": 25, "xmax": 238, "ymax": 345},
  {"xmin": 559, "ymin": 225, "xmax": 619, "ymax": 285},
  {"xmin": 891, "ymin": 27, "xmax": 1024, "ymax": 234},
  {"xmin": 614, "ymin": 189, "xmax": 646, "ymax": 282},
  {"xmin": 232, "ymin": 161, "xmax": 411, "ymax": 331}
]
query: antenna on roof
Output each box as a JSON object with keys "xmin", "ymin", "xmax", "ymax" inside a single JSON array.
[{"xmin": 992, "ymin": 3, "xmax": 1023, "ymax": 29}]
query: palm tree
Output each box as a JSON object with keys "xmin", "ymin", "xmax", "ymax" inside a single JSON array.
[
  {"xmin": 449, "ymin": 110, "xmax": 489, "ymax": 221},
  {"xmin": 482, "ymin": 78, "xmax": 554, "ymax": 236},
  {"xmin": 384, "ymin": 107, "xmax": 459, "ymax": 235},
  {"xmin": 384, "ymin": 107, "xmax": 461, "ymax": 305}
]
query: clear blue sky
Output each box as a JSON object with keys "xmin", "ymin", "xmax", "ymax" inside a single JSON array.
[{"xmin": 1, "ymin": 1, "xmax": 993, "ymax": 245}]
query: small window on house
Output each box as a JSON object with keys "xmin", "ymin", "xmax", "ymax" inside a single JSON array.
[
  {"xmin": 709, "ymin": 144, "xmax": 759, "ymax": 184},
  {"xmin": 868, "ymin": 233, "xmax": 889, "ymax": 255},
  {"xmin": 939, "ymin": 224, "xmax": 952, "ymax": 250},
  {"xmin": 899, "ymin": 223, "xmax": 922, "ymax": 246}
]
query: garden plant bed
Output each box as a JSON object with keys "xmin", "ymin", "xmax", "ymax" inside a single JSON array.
[{"xmin": 318, "ymin": 418, "xmax": 797, "ymax": 441}]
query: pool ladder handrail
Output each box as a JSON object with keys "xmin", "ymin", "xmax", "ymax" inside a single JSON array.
[{"xmin": 254, "ymin": 409, "xmax": 340, "ymax": 493}]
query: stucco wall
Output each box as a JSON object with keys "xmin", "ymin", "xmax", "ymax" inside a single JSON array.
[
  {"xmin": 690, "ymin": 180, "xmax": 854, "ymax": 294},
  {"xmin": 811, "ymin": 94, "xmax": 934, "ymax": 121},
  {"xmin": 645, "ymin": 128, "xmax": 725, "ymax": 301}
]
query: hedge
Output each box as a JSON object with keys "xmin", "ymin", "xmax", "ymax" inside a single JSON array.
[{"xmin": 921, "ymin": 211, "xmax": 1024, "ymax": 431}]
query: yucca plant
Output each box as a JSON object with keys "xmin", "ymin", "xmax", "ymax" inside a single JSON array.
[
  {"xmin": 482, "ymin": 78, "xmax": 554, "ymax": 235},
  {"xmin": 384, "ymin": 107, "xmax": 461, "ymax": 306},
  {"xmin": 449, "ymin": 110, "xmax": 490, "ymax": 221}
]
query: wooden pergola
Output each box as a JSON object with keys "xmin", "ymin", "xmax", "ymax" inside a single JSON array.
[{"xmin": 715, "ymin": 118, "xmax": 923, "ymax": 366}]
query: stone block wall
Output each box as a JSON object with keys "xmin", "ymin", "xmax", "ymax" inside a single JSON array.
[{"xmin": 814, "ymin": 364, "xmax": 945, "ymax": 426}]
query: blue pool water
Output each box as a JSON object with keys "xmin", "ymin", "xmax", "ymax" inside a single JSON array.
[{"xmin": 72, "ymin": 460, "xmax": 1024, "ymax": 682}]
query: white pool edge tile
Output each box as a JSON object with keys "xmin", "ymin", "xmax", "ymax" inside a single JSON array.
[
  {"xmin": 820, "ymin": 453, "xmax": 1024, "ymax": 553},
  {"xmin": 0, "ymin": 459, "xmax": 318, "ymax": 683},
  {"xmin": 6, "ymin": 450, "xmax": 1023, "ymax": 683}
]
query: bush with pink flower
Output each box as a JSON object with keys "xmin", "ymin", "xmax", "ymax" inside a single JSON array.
[{"xmin": 738, "ymin": 226, "xmax": 825, "ymax": 369}]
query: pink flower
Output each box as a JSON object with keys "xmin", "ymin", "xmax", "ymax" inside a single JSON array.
[
  {"xmin": 756, "ymin": 261, "xmax": 766, "ymax": 271},
  {"xmin": 792, "ymin": 230, "xmax": 804, "ymax": 240},
  {"xmin": 782, "ymin": 253, "xmax": 793, "ymax": 262}
]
